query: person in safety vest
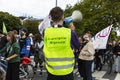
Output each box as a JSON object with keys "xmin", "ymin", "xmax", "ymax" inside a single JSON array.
[{"xmin": 43, "ymin": 7, "xmax": 81, "ymax": 80}]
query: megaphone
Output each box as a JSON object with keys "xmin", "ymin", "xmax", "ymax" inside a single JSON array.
[
  {"xmin": 64, "ymin": 10, "xmax": 83, "ymax": 27},
  {"xmin": 38, "ymin": 10, "xmax": 83, "ymax": 34}
]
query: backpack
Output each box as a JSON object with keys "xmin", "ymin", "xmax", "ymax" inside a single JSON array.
[{"xmin": 34, "ymin": 41, "xmax": 44, "ymax": 61}]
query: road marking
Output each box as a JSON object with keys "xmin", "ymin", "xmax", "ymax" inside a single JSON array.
[
  {"xmin": 115, "ymin": 73, "xmax": 120, "ymax": 80},
  {"xmin": 92, "ymin": 71, "xmax": 106, "ymax": 78},
  {"xmin": 73, "ymin": 68, "xmax": 78, "ymax": 73},
  {"xmin": 37, "ymin": 69, "xmax": 47, "ymax": 72},
  {"xmin": 95, "ymin": 77, "xmax": 109, "ymax": 80}
]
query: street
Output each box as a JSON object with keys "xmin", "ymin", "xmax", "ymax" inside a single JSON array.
[
  {"xmin": 30, "ymin": 56, "xmax": 120, "ymax": 80},
  {"xmin": 32, "ymin": 68, "xmax": 120, "ymax": 80}
]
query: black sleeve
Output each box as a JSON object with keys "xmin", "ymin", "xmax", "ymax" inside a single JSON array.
[{"xmin": 0, "ymin": 36, "xmax": 8, "ymax": 49}]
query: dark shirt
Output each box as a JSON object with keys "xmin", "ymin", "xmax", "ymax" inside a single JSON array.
[
  {"xmin": 0, "ymin": 36, "xmax": 8, "ymax": 49},
  {"xmin": 106, "ymin": 44, "xmax": 113, "ymax": 51},
  {"xmin": 19, "ymin": 38, "xmax": 26, "ymax": 50},
  {"xmin": 71, "ymin": 30, "xmax": 81, "ymax": 50},
  {"xmin": 113, "ymin": 44, "xmax": 120, "ymax": 56}
]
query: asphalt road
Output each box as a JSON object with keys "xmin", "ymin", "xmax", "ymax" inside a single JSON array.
[
  {"xmin": 30, "ymin": 56, "xmax": 120, "ymax": 80},
  {"xmin": 32, "ymin": 63, "xmax": 120, "ymax": 80}
]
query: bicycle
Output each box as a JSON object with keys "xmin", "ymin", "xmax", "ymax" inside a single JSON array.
[
  {"xmin": 0, "ymin": 56, "xmax": 7, "ymax": 80},
  {"xmin": 19, "ymin": 56, "xmax": 34, "ymax": 80},
  {"xmin": 104, "ymin": 51, "xmax": 114, "ymax": 74},
  {"xmin": 0, "ymin": 56, "xmax": 34, "ymax": 80}
]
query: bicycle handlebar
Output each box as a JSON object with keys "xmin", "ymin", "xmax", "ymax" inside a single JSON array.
[{"xmin": 0, "ymin": 56, "xmax": 6, "ymax": 62}]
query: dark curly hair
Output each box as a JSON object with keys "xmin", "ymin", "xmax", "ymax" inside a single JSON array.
[
  {"xmin": 49, "ymin": 7, "xmax": 64, "ymax": 22},
  {"xmin": 34, "ymin": 33, "xmax": 42, "ymax": 43}
]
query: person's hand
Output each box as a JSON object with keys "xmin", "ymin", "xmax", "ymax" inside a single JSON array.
[
  {"xmin": 6, "ymin": 57, "xmax": 10, "ymax": 61},
  {"xmin": 118, "ymin": 52, "xmax": 120, "ymax": 54}
]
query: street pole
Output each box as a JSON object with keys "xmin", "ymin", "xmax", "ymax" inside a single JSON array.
[{"xmin": 56, "ymin": 0, "xmax": 57, "ymax": 6}]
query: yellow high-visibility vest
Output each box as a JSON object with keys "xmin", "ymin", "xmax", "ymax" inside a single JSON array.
[{"xmin": 43, "ymin": 27, "xmax": 75, "ymax": 75}]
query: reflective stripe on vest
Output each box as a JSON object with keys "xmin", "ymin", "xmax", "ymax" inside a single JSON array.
[
  {"xmin": 44, "ymin": 27, "xmax": 75, "ymax": 75},
  {"xmin": 46, "ymin": 57, "xmax": 74, "ymax": 62},
  {"xmin": 47, "ymin": 62, "xmax": 74, "ymax": 69}
]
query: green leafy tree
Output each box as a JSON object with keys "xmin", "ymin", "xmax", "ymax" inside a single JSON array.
[
  {"xmin": 23, "ymin": 20, "xmax": 39, "ymax": 34},
  {"xmin": 0, "ymin": 11, "xmax": 21, "ymax": 31},
  {"xmin": 64, "ymin": 0, "xmax": 120, "ymax": 38}
]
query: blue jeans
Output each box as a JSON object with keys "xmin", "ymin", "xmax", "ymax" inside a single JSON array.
[{"xmin": 115, "ymin": 56, "xmax": 120, "ymax": 72}]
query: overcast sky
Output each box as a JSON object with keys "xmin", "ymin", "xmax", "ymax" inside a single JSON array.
[{"xmin": 0, "ymin": 0, "xmax": 80, "ymax": 18}]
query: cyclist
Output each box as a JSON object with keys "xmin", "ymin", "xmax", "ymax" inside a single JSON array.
[{"xmin": 19, "ymin": 28, "xmax": 31, "ymax": 57}]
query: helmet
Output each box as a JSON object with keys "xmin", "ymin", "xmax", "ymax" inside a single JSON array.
[{"xmin": 21, "ymin": 56, "xmax": 31, "ymax": 65}]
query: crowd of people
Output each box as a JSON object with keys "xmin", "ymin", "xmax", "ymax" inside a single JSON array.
[{"xmin": 0, "ymin": 6, "xmax": 120, "ymax": 80}]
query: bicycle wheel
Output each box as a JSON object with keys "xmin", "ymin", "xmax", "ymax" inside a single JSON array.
[
  {"xmin": 25, "ymin": 64, "xmax": 34, "ymax": 80},
  {"xmin": 0, "ymin": 67, "xmax": 6, "ymax": 80},
  {"xmin": 20, "ymin": 64, "xmax": 34, "ymax": 80},
  {"xmin": 19, "ymin": 64, "xmax": 27, "ymax": 80}
]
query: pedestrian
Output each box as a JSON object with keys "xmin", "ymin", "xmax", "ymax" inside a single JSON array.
[
  {"xmin": 43, "ymin": 7, "xmax": 81, "ymax": 80},
  {"xmin": 0, "ymin": 30, "xmax": 8, "ymax": 57},
  {"xmin": 94, "ymin": 49, "xmax": 104, "ymax": 71},
  {"xmin": 113, "ymin": 40, "xmax": 120, "ymax": 73},
  {"xmin": 19, "ymin": 28, "xmax": 31, "ymax": 57},
  {"xmin": 28, "ymin": 33, "xmax": 34, "ymax": 56},
  {"xmin": 78, "ymin": 33, "xmax": 95, "ymax": 80},
  {"xmin": 34, "ymin": 33, "xmax": 44, "ymax": 75},
  {"xmin": 0, "ymin": 31, "xmax": 20, "ymax": 80}
]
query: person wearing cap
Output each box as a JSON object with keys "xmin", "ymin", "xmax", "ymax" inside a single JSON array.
[
  {"xmin": 43, "ymin": 7, "xmax": 81, "ymax": 80},
  {"xmin": 18, "ymin": 29, "xmax": 31, "ymax": 57}
]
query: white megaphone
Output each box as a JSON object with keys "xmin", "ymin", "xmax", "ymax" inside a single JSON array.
[
  {"xmin": 38, "ymin": 10, "xmax": 83, "ymax": 34},
  {"xmin": 64, "ymin": 10, "xmax": 83, "ymax": 27}
]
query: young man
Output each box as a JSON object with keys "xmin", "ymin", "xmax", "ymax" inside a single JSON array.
[
  {"xmin": 19, "ymin": 28, "xmax": 31, "ymax": 57},
  {"xmin": 43, "ymin": 7, "xmax": 81, "ymax": 80}
]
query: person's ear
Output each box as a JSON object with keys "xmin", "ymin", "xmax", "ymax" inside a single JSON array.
[
  {"xmin": 61, "ymin": 15, "xmax": 64, "ymax": 21},
  {"xmin": 50, "ymin": 16, "xmax": 52, "ymax": 20}
]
